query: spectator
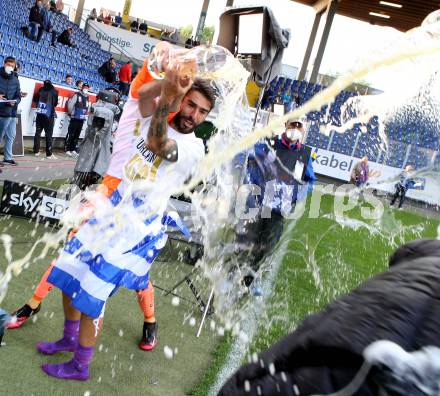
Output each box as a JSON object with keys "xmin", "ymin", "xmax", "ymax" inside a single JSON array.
[
  {"xmin": 390, "ymin": 165, "xmax": 418, "ymax": 209},
  {"xmin": 89, "ymin": 8, "xmax": 97, "ymax": 19},
  {"xmin": 97, "ymin": 11, "xmax": 104, "ymax": 22},
  {"xmin": 75, "ymin": 80, "xmax": 84, "ymax": 90},
  {"xmin": 38, "ymin": 2, "xmax": 58, "ymax": 47},
  {"xmin": 49, "ymin": 0, "xmax": 56, "ymax": 12},
  {"xmin": 65, "ymin": 83, "xmax": 90, "ymax": 157},
  {"xmin": 64, "ymin": 74, "xmax": 73, "ymax": 86},
  {"xmin": 118, "ymin": 61, "xmax": 132, "ymax": 96},
  {"xmin": 57, "ymin": 27, "xmax": 74, "ymax": 47},
  {"xmin": 55, "ymin": 0, "xmax": 64, "ymax": 13},
  {"xmin": 139, "ymin": 20, "xmax": 148, "ymax": 35},
  {"xmin": 130, "ymin": 18, "xmax": 139, "ymax": 32},
  {"xmin": 103, "ymin": 13, "xmax": 112, "ymax": 25},
  {"xmin": 114, "ymin": 12, "xmax": 122, "ymax": 26},
  {"xmin": 0, "ymin": 57, "xmax": 21, "ymax": 166},
  {"xmin": 98, "ymin": 58, "xmax": 118, "ymax": 84},
  {"xmin": 33, "ymin": 80, "xmax": 58, "ymax": 159},
  {"xmin": 350, "ymin": 156, "xmax": 369, "ymax": 187},
  {"xmin": 29, "ymin": 0, "xmax": 44, "ymax": 42}
]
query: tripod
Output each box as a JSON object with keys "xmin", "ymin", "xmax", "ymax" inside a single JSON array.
[{"xmin": 164, "ymin": 242, "xmax": 215, "ymax": 337}]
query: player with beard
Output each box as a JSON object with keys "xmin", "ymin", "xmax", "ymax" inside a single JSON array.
[
  {"xmin": 36, "ymin": 53, "xmax": 217, "ymax": 381},
  {"xmin": 6, "ymin": 43, "xmax": 208, "ymax": 356}
]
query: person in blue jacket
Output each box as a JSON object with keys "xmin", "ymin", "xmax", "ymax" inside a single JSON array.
[{"xmin": 234, "ymin": 118, "xmax": 316, "ymax": 295}]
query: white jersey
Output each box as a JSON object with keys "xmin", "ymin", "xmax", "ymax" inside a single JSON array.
[
  {"xmin": 121, "ymin": 117, "xmax": 204, "ymax": 186},
  {"xmin": 107, "ymin": 97, "xmax": 204, "ymax": 184}
]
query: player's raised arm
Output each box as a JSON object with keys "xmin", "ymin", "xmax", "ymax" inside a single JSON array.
[{"xmin": 145, "ymin": 65, "xmax": 193, "ymax": 162}]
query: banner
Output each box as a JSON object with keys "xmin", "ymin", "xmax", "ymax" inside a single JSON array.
[
  {"xmin": 312, "ymin": 148, "xmax": 440, "ymax": 206},
  {"xmin": 87, "ymin": 20, "xmax": 161, "ymax": 61},
  {"xmin": 0, "ymin": 180, "xmax": 69, "ymax": 224},
  {"xmin": 18, "ymin": 76, "xmax": 96, "ymax": 138}
]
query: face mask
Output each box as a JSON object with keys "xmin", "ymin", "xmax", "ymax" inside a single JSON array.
[
  {"xmin": 4, "ymin": 66, "xmax": 14, "ymax": 74},
  {"xmin": 285, "ymin": 128, "xmax": 303, "ymax": 142},
  {"xmin": 83, "ymin": 89, "xmax": 89, "ymax": 95}
]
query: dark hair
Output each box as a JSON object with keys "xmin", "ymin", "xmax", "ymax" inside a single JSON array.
[
  {"xmin": 4, "ymin": 56, "xmax": 16, "ymax": 64},
  {"xmin": 66, "ymin": 74, "xmax": 72, "ymax": 79},
  {"xmin": 188, "ymin": 78, "xmax": 217, "ymax": 110},
  {"xmin": 76, "ymin": 80, "xmax": 83, "ymax": 87}
]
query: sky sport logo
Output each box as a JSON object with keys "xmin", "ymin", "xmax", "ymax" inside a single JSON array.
[
  {"xmin": 9, "ymin": 192, "xmax": 69, "ymax": 220},
  {"xmin": 95, "ymin": 31, "xmax": 132, "ymax": 49}
]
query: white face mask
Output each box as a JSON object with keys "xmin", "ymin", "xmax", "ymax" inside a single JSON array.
[
  {"xmin": 285, "ymin": 128, "xmax": 303, "ymax": 142},
  {"xmin": 4, "ymin": 66, "xmax": 14, "ymax": 74},
  {"xmin": 83, "ymin": 89, "xmax": 89, "ymax": 95}
]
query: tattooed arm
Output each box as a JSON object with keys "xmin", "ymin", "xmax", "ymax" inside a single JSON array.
[
  {"xmin": 145, "ymin": 67, "xmax": 192, "ymax": 162},
  {"xmin": 145, "ymin": 96, "xmax": 179, "ymax": 161}
]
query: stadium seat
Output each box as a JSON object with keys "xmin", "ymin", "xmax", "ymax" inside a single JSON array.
[{"xmin": 0, "ymin": 0, "xmax": 113, "ymax": 91}]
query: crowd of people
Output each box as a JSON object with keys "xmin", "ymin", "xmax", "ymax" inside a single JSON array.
[
  {"xmin": 24, "ymin": 0, "xmax": 75, "ymax": 48},
  {"xmin": 89, "ymin": 8, "xmax": 149, "ymax": 35}
]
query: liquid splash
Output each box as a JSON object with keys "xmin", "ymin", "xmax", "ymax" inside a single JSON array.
[{"xmin": 0, "ymin": 10, "xmax": 440, "ymax": 396}]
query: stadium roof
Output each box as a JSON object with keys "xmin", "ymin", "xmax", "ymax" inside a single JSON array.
[{"xmin": 292, "ymin": 0, "xmax": 440, "ymax": 32}]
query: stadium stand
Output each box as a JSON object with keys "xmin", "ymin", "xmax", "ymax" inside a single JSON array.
[
  {"xmin": 263, "ymin": 76, "xmax": 440, "ymax": 170},
  {"xmin": 0, "ymin": 0, "xmax": 120, "ymax": 92}
]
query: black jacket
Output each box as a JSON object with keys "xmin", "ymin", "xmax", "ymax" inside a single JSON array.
[
  {"xmin": 57, "ymin": 29, "xmax": 73, "ymax": 46},
  {"xmin": 34, "ymin": 85, "xmax": 59, "ymax": 118},
  {"xmin": 98, "ymin": 61, "xmax": 117, "ymax": 83},
  {"xmin": 0, "ymin": 68, "xmax": 21, "ymax": 117},
  {"xmin": 219, "ymin": 239, "xmax": 440, "ymax": 396},
  {"xmin": 29, "ymin": 5, "xmax": 44, "ymax": 25}
]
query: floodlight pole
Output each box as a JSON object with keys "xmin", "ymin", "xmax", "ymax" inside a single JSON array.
[
  {"xmin": 195, "ymin": 0, "xmax": 210, "ymax": 42},
  {"xmin": 309, "ymin": 0, "xmax": 337, "ymax": 84}
]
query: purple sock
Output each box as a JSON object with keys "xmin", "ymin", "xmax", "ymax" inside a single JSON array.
[
  {"xmin": 73, "ymin": 344, "xmax": 94, "ymax": 368},
  {"xmin": 37, "ymin": 319, "xmax": 79, "ymax": 355},
  {"xmin": 41, "ymin": 344, "xmax": 93, "ymax": 381}
]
